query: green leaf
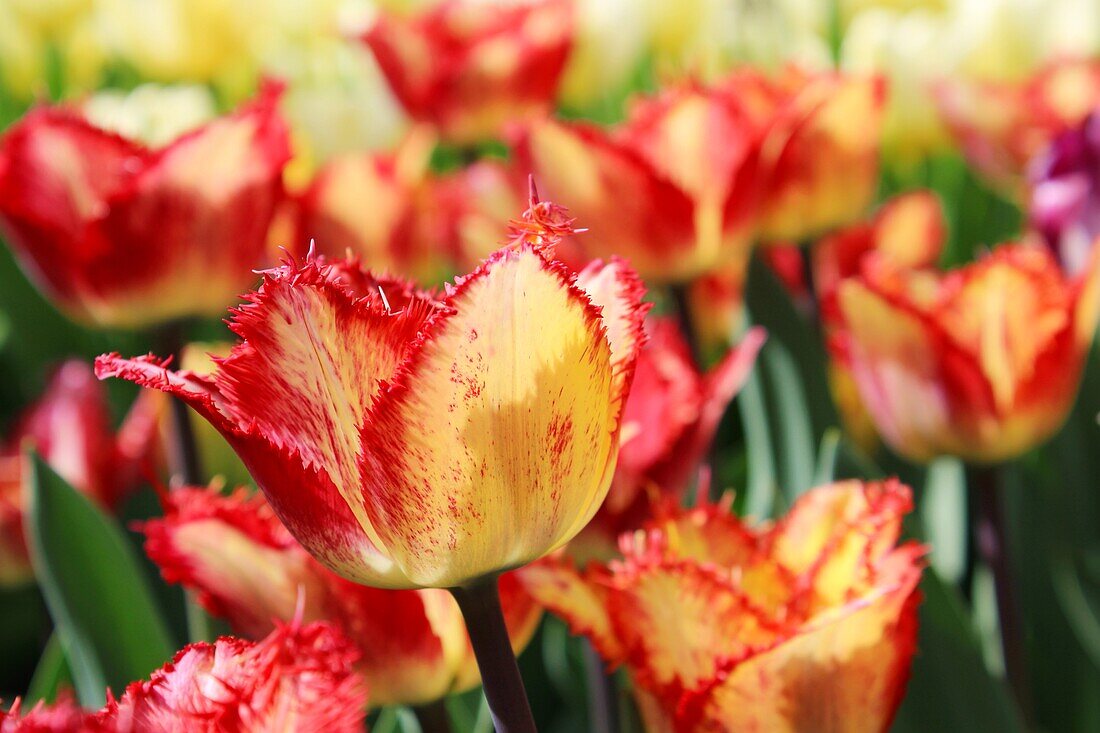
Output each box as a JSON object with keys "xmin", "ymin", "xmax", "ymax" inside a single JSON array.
[
  {"xmin": 761, "ymin": 341, "xmax": 816, "ymax": 499},
  {"xmin": 26, "ymin": 453, "xmax": 175, "ymax": 707},
  {"xmin": 25, "ymin": 632, "xmax": 71, "ymax": 704},
  {"xmin": 736, "ymin": 363, "xmax": 777, "ymax": 519},
  {"xmin": 892, "ymin": 570, "xmax": 1024, "ymax": 733},
  {"xmin": 812, "ymin": 428, "xmax": 842, "ymax": 486}
]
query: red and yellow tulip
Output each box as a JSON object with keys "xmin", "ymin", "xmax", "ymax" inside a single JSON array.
[
  {"xmin": 521, "ymin": 480, "xmax": 925, "ymax": 732},
  {"xmin": 0, "ymin": 85, "xmax": 290, "ymax": 328},
  {"xmin": 513, "ymin": 81, "xmax": 766, "ymax": 284},
  {"xmin": 142, "ymin": 486, "xmax": 542, "ymax": 707},
  {"xmin": 738, "ymin": 67, "xmax": 887, "ymax": 243},
  {"xmin": 97, "ymin": 197, "xmax": 649, "ymax": 590},
  {"xmin": 362, "ymin": 0, "xmax": 573, "ymax": 145},
  {"xmin": 832, "ymin": 242, "xmax": 1100, "ymax": 463}
]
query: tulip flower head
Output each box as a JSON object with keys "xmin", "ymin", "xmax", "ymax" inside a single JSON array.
[
  {"xmin": 513, "ymin": 80, "xmax": 766, "ymax": 284},
  {"xmin": 520, "ymin": 480, "xmax": 925, "ymax": 732},
  {"xmin": 362, "ymin": 0, "xmax": 573, "ymax": 144},
  {"xmin": 97, "ymin": 194, "xmax": 649, "ymax": 590},
  {"xmin": 0, "ymin": 84, "xmax": 290, "ymax": 328},
  {"xmin": 0, "ymin": 695, "xmax": 87, "ymax": 731},
  {"xmin": 739, "ymin": 67, "xmax": 887, "ymax": 243},
  {"xmin": 95, "ymin": 620, "xmax": 367, "ymax": 732},
  {"xmin": 832, "ymin": 243, "xmax": 1100, "ymax": 463},
  {"xmin": 141, "ymin": 486, "xmax": 542, "ymax": 707},
  {"xmin": 1029, "ymin": 108, "xmax": 1100, "ymax": 276}
]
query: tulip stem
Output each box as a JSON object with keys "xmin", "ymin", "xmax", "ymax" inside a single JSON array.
[
  {"xmin": 413, "ymin": 699, "xmax": 453, "ymax": 733},
  {"xmin": 156, "ymin": 322, "xmax": 205, "ymax": 486},
  {"xmin": 668, "ymin": 283, "xmax": 704, "ymax": 369},
  {"xmin": 968, "ymin": 465, "xmax": 1032, "ymax": 723},
  {"xmin": 582, "ymin": 639, "xmax": 620, "ymax": 733},
  {"xmin": 450, "ymin": 577, "xmax": 536, "ymax": 733}
]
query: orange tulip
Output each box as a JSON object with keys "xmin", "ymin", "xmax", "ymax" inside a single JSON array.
[
  {"xmin": 832, "ymin": 242, "xmax": 1100, "ymax": 463},
  {"xmin": 142, "ymin": 486, "xmax": 542, "ymax": 707},
  {"xmin": 520, "ymin": 480, "xmax": 925, "ymax": 732},
  {"xmin": 362, "ymin": 0, "xmax": 573, "ymax": 145},
  {"xmin": 513, "ymin": 81, "xmax": 766, "ymax": 284},
  {"xmin": 935, "ymin": 57, "xmax": 1100, "ymax": 194}
]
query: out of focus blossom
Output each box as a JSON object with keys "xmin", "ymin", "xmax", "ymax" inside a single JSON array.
[
  {"xmin": 81, "ymin": 84, "xmax": 217, "ymax": 148},
  {"xmin": 645, "ymin": 0, "xmax": 831, "ymax": 81},
  {"xmin": 0, "ymin": 1, "xmax": 106, "ymax": 102},
  {"xmin": 0, "ymin": 85, "xmax": 290, "ymax": 328},
  {"xmin": 1029, "ymin": 109, "xmax": 1100, "ymax": 275},
  {"xmin": 97, "ymin": 197, "xmax": 649, "ymax": 590},
  {"xmin": 0, "ymin": 695, "xmax": 87, "ymax": 732},
  {"xmin": 294, "ymin": 126, "xmax": 461, "ymax": 282},
  {"xmin": 515, "ymin": 80, "xmax": 765, "ymax": 283},
  {"xmin": 93, "ymin": 621, "xmax": 366, "ymax": 732},
  {"xmin": 842, "ymin": 8, "xmax": 956, "ymax": 163},
  {"xmin": 0, "ymin": 360, "xmax": 157, "ymax": 586},
  {"xmin": 142, "ymin": 486, "xmax": 542, "ymax": 707},
  {"xmin": 521, "ymin": 480, "xmax": 925, "ymax": 732},
  {"xmin": 572, "ymin": 320, "xmax": 765, "ymax": 562},
  {"xmin": 557, "ymin": 0, "xmax": 648, "ymax": 110},
  {"xmin": 833, "ymin": 243, "xmax": 1100, "ymax": 463},
  {"xmin": 362, "ymin": 0, "xmax": 573, "ymax": 144},
  {"xmin": 745, "ymin": 68, "xmax": 887, "ymax": 243},
  {"xmin": 935, "ymin": 58, "xmax": 1100, "ymax": 192}
]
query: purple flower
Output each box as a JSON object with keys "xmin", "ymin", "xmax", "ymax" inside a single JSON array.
[{"xmin": 1029, "ymin": 109, "xmax": 1100, "ymax": 275}]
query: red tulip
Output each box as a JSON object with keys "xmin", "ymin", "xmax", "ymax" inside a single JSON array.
[
  {"xmin": 362, "ymin": 0, "xmax": 573, "ymax": 144},
  {"xmin": 0, "ymin": 85, "xmax": 290, "ymax": 328},
  {"xmin": 141, "ymin": 486, "xmax": 542, "ymax": 707}
]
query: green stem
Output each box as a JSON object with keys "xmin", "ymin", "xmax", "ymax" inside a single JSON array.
[
  {"xmin": 968, "ymin": 464, "xmax": 1032, "ymax": 724},
  {"xmin": 449, "ymin": 577, "xmax": 535, "ymax": 733},
  {"xmin": 413, "ymin": 698, "xmax": 453, "ymax": 733}
]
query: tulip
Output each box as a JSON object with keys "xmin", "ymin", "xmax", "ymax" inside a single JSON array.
[
  {"xmin": 0, "ymin": 85, "xmax": 290, "ymax": 329},
  {"xmin": 571, "ymin": 319, "xmax": 765, "ymax": 561},
  {"xmin": 80, "ymin": 84, "xmax": 217, "ymax": 149},
  {"xmin": 361, "ymin": 0, "xmax": 573, "ymax": 145},
  {"xmin": 513, "ymin": 81, "xmax": 766, "ymax": 284},
  {"xmin": 0, "ymin": 360, "xmax": 158, "ymax": 586},
  {"xmin": 98, "ymin": 194, "xmax": 647, "ymax": 730},
  {"xmin": 141, "ymin": 485, "xmax": 542, "ymax": 707},
  {"xmin": 0, "ymin": 695, "xmax": 86, "ymax": 730},
  {"xmin": 742, "ymin": 68, "xmax": 887, "ymax": 243},
  {"xmin": 293, "ymin": 126, "xmax": 463, "ymax": 284},
  {"xmin": 98, "ymin": 193, "xmax": 647, "ymax": 591},
  {"xmin": 520, "ymin": 479, "xmax": 925, "ymax": 732},
  {"xmin": 100, "ymin": 620, "xmax": 366, "ymax": 732},
  {"xmin": 1029, "ymin": 109, "xmax": 1100, "ymax": 276},
  {"xmin": 935, "ymin": 58, "xmax": 1100, "ymax": 194},
  {"xmin": 832, "ymin": 242, "xmax": 1100, "ymax": 463}
]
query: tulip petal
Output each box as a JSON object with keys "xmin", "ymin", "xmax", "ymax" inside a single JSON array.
[
  {"xmin": 359, "ymin": 246, "xmax": 622, "ymax": 587},
  {"xmin": 516, "ymin": 559, "xmax": 622, "ymax": 661},
  {"xmin": 215, "ymin": 257, "xmax": 439, "ymax": 579},
  {"xmin": 93, "ymin": 353, "xmax": 400, "ymax": 587},
  {"xmin": 608, "ymin": 558, "xmax": 785, "ymax": 709},
  {"xmin": 702, "ymin": 558, "xmax": 922, "ymax": 733}
]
